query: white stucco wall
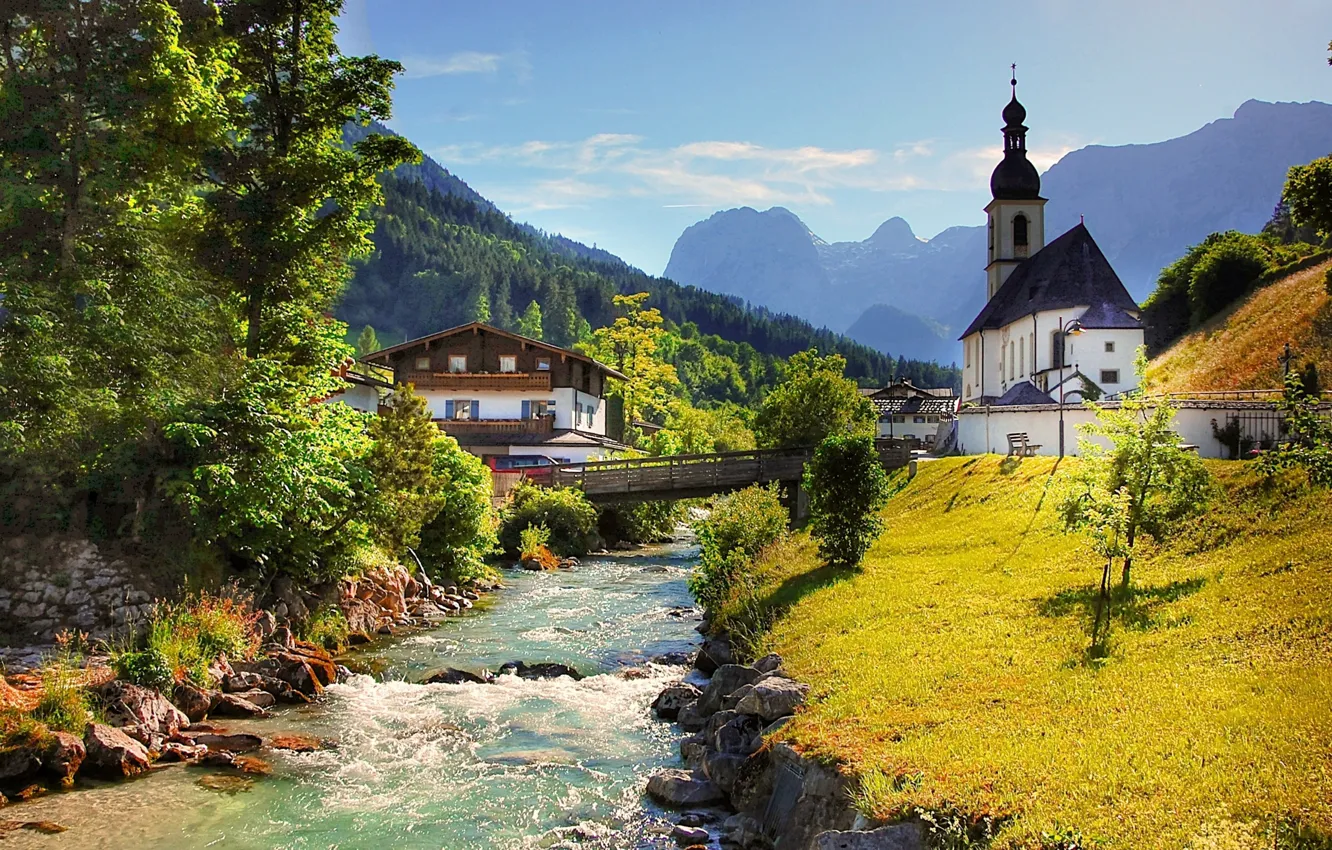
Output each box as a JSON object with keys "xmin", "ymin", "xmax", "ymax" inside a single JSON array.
[
  {"xmin": 877, "ymin": 415, "xmax": 947, "ymax": 442},
  {"xmin": 962, "ymin": 309, "xmax": 1144, "ymax": 402},
  {"xmin": 457, "ymin": 444, "xmax": 610, "ymax": 464},
  {"xmin": 553, "ymin": 388, "xmax": 606, "ymax": 434},
  {"xmin": 957, "ymin": 402, "xmax": 1302, "ymax": 459},
  {"xmin": 322, "ymin": 383, "xmax": 380, "ymax": 413}
]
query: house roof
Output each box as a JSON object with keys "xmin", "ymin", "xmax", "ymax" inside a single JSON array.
[
  {"xmin": 361, "ymin": 322, "xmax": 627, "ymax": 381},
  {"xmin": 960, "ymin": 224, "xmax": 1139, "ymax": 338},
  {"xmin": 994, "ymin": 381, "xmax": 1057, "ymax": 406},
  {"xmin": 873, "ymin": 396, "xmax": 957, "ymax": 417},
  {"xmin": 1076, "ymin": 300, "xmax": 1143, "ymax": 330},
  {"xmin": 866, "ymin": 380, "xmax": 958, "ymax": 400},
  {"xmin": 446, "ymin": 429, "xmax": 631, "ymax": 450}
]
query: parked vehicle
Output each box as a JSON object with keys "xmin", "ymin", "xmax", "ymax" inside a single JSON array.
[{"xmin": 485, "ymin": 455, "xmax": 565, "ymax": 483}]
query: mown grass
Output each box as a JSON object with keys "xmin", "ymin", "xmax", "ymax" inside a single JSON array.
[
  {"xmin": 751, "ymin": 456, "xmax": 1332, "ymax": 848},
  {"xmin": 1149, "ymin": 259, "xmax": 1332, "ymax": 393}
]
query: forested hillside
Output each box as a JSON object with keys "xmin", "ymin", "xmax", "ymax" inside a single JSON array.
[{"xmin": 337, "ymin": 150, "xmax": 961, "ymax": 396}]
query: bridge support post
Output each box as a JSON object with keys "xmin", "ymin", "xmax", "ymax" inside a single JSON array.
[{"xmin": 782, "ymin": 481, "xmax": 809, "ymax": 525}]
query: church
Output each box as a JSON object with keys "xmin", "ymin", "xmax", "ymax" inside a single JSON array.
[{"xmin": 959, "ymin": 75, "xmax": 1144, "ymax": 406}]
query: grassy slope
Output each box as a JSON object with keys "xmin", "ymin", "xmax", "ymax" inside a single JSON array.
[
  {"xmin": 1149, "ymin": 259, "xmax": 1332, "ymax": 393},
  {"xmin": 757, "ymin": 457, "xmax": 1332, "ymax": 848}
]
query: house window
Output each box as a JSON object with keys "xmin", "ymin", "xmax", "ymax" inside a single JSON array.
[
  {"xmin": 499, "ymin": 355, "xmax": 517, "ymax": 373},
  {"xmin": 444, "ymin": 399, "xmax": 477, "ymax": 420},
  {"xmin": 893, "ymin": 415, "xmax": 905, "ymax": 424},
  {"xmin": 1104, "ymin": 341, "xmax": 1115, "ymax": 353},
  {"xmin": 448, "ymin": 354, "xmax": 467, "ymax": 373},
  {"xmin": 1100, "ymin": 369, "xmax": 1120, "ymax": 385},
  {"xmin": 913, "ymin": 416, "xmax": 926, "ymax": 424},
  {"xmin": 535, "ymin": 356, "xmax": 551, "ymax": 371},
  {"xmin": 414, "ymin": 356, "xmax": 431, "ymax": 371}
]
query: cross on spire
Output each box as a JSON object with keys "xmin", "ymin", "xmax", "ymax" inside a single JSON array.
[{"xmin": 1011, "ymin": 63, "xmax": 1017, "ymax": 95}]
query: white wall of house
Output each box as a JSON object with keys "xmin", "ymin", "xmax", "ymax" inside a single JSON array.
[
  {"xmin": 457, "ymin": 444, "xmax": 610, "ymax": 464},
  {"xmin": 957, "ymin": 402, "xmax": 1300, "ymax": 459},
  {"xmin": 414, "ymin": 388, "xmax": 606, "ymax": 435},
  {"xmin": 877, "ymin": 415, "xmax": 947, "ymax": 442},
  {"xmin": 322, "ymin": 383, "xmax": 380, "ymax": 413},
  {"xmin": 552, "ymin": 388, "xmax": 606, "ymax": 434}
]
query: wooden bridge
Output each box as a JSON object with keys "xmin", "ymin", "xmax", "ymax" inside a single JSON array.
[{"xmin": 550, "ymin": 442, "xmax": 912, "ymax": 503}]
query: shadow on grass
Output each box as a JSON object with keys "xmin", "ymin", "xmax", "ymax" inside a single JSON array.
[
  {"xmin": 724, "ymin": 563, "xmax": 850, "ymax": 657},
  {"xmin": 1038, "ymin": 575, "xmax": 1208, "ymax": 633},
  {"xmin": 992, "ymin": 458, "xmax": 1062, "ymax": 571}
]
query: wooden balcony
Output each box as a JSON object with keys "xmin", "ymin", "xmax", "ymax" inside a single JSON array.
[
  {"xmin": 433, "ymin": 415, "xmax": 555, "ymax": 436},
  {"xmin": 400, "ymin": 371, "xmax": 552, "ymax": 392}
]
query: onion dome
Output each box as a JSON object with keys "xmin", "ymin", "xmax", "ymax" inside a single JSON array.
[{"xmin": 990, "ymin": 70, "xmax": 1041, "ymax": 200}]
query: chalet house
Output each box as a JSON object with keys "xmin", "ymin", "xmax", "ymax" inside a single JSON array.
[
  {"xmin": 958, "ymin": 75, "xmax": 1144, "ymax": 408},
  {"xmin": 360, "ymin": 322, "xmax": 629, "ymax": 463},
  {"xmin": 864, "ymin": 380, "xmax": 958, "ymax": 446}
]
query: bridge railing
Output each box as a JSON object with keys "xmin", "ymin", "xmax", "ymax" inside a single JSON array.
[{"xmin": 551, "ymin": 447, "xmax": 813, "ymax": 496}]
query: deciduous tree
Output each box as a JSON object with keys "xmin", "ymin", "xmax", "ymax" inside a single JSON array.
[{"xmin": 753, "ymin": 350, "xmax": 876, "ymax": 448}]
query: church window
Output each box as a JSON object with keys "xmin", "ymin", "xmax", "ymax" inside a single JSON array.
[
  {"xmin": 1009, "ymin": 342, "xmax": 1015, "ymax": 380},
  {"xmin": 1019, "ymin": 341, "xmax": 1025, "ymax": 377},
  {"xmin": 1013, "ymin": 214, "xmax": 1029, "ymax": 257},
  {"xmin": 1051, "ymin": 331, "xmax": 1065, "ymax": 369},
  {"xmin": 1104, "ymin": 341, "xmax": 1115, "ymax": 353},
  {"xmin": 965, "ymin": 384, "xmax": 971, "ymax": 398},
  {"xmin": 1100, "ymin": 369, "xmax": 1120, "ymax": 385},
  {"xmin": 988, "ymin": 216, "xmax": 994, "ymax": 257}
]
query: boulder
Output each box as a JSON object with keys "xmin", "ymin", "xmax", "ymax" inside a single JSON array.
[
  {"xmin": 733, "ymin": 677, "xmax": 809, "ymax": 722},
  {"xmin": 645, "ymin": 769, "xmax": 727, "ymax": 808},
  {"xmin": 183, "ymin": 732, "xmax": 263, "ymax": 753},
  {"xmin": 697, "ymin": 664, "xmax": 762, "ymax": 716},
  {"xmin": 42, "ymin": 732, "xmax": 85, "ymax": 787},
  {"xmin": 816, "ymin": 823, "xmax": 926, "ymax": 850},
  {"xmin": 704, "ymin": 750, "xmax": 748, "ymax": 795},
  {"xmin": 713, "ymin": 713, "xmax": 765, "ymax": 756},
  {"xmin": 719, "ymin": 814, "xmax": 769, "ymax": 850},
  {"xmin": 652, "ymin": 682, "xmax": 702, "ymax": 720},
  {"xmin": 679, "ymin": 735, "xmax": 708, "ymax": 771},
  {"xmin": 423, "ymin": 668, "xmax": 493, "ymax": 685},
  {"xmin": 269, "ymin": 734, "xmax": 324, "ymax": 752},
  {"xmin": 0, "ymin": 742, "xmax": 42, "ymax": 783},
  {"xmin": 672, "ymin": 824, "xmax": 710, "ymax": 846},
  {"xmin": 497, "ymin": 661, "xmax": 583, "ymax": 681},
  {"xmin": 81, "ymin": 723, "xmax": 150, "ymax": 778},
  {"xmin": 722, "ymin": 683, "xmax": 755, "ymax": 711},
  {"xmin": 173, "ymin": 683, "xmax": 215, "ymax": 723},
  {"xmin": 694, "ymin": 636, "xmax": 733, "ymax": 675},
  {"xmin": 231, "ymin": 689, "xmax": 276, "ymax": 709},
  {"xmin": 222, "ymin": 672, "xmax": 262, "ymax": 694},
  {"xmin": 651, "ymin": 651, "xmax": 694, "ymax": 667},
  {"xmin": 676, "ymin": 701, "xmax": 709, "ymax": 733},
  {"xmin": 208, "ymin": 692, "xmax": 270, "ymax": 718},
  {"xmin": 158, "ymin": 742, "xmax": 206, "ymax": 763},
  {"xmin": 100, "ymin": 681, "xmax": 188, "ymax": 749},
  {"xmin": 753, "ymin": 653, "xmax": 783, "ymax": 674}
]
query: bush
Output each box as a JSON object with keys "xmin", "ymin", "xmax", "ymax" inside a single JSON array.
[
  {"xmin": 1186, "ymin": 237, "xmax": 1267, "ymax": 324},
  {"xmin": 805, "ymin": 435, "xmax": 891, "ymax": 569},
  {"xmin": 113, "ymin": 648, "xmax": 174, "ymax": 691},
  {"xmin": 416, "ymin": 434, "xmax": 499, "ymax": 584},
  {"xmin": 689, "ymin": 483, "xmax": 789, "ymax": 612},
  {"xmin": 518, "ymin": 524, "xmax": 551, "ymax": 560},
  {"xmin": 302, "ymin": 604, "xmax": 351, "ymax": 652},
  {"xmin": 31, "ymin": 652, "xmax": 94, "ymax": 733},
  {"xmin": 146, "ymin": 590, "xmax": 259, "ymax": 685},
  {"xmin": 598, "ymin": 500, "xmax": 685, "ymax": 545},
  {"xmin": 754, "ymin": 350, "xmax": 877, "ymax": 448},
  {"xmin": 498, "ymin": 482, "xmax": 598, "ymax": 557}
]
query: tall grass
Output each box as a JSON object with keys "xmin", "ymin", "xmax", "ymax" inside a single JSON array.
[
  {"xmin": 30, "ymin": 650, "xmax": 95, "ymax": 734},
  {"xmin": 145, "ymin": 590, "xmax": 259, "ymax": 685}
]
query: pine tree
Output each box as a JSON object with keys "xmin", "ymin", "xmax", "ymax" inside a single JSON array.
[
  {"xmin": 356, "ymin": 325, "xmax": 380, "ymax": 356},
  {"xmin": 517, "ymin": 300, "xmax": 543, "ymax": 340}
]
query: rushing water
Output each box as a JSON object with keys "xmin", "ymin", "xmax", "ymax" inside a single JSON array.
[{"xmin": 4, "ymin": 546, "xmax": 703, "ymax": 849}]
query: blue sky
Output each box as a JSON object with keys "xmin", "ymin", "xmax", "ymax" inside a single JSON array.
[{"xmin": 339, "ymin": 0, "xmax": 1332, "ymax": 274}]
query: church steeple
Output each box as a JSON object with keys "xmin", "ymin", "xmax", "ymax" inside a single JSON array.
[
  {"xmin": 990, "ymin": 67, "xmax": 1041, "ymax": 200},
  {"xmin": 983, "ymin": 66, "xmax": 1046, "ymax": 299}
]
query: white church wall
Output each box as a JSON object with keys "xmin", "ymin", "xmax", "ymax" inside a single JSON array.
[
  {"xmin": 957, "ymin": 402, "xmax": 1294, "ymax": 459},
  {"xmin": 1063, "ymin": 328, "xmax": 1142, "ymax": 396}
]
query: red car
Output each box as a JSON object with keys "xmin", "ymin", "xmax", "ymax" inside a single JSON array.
[{"xmin": 485, "ymin": 455, "xmax": 564, "ymax": 483}]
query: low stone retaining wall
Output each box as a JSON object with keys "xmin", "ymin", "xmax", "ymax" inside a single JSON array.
[
  {"xmin": 646, "ymin": 634, "xmax": 924, "ymax": 850},
  {"xmin": 0, "ymin": 538, "xmax": 158, "ymax": 645}
]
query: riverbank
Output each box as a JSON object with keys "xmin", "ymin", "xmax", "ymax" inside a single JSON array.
[
  {"xmin": 0, "ymin": 547, "xmax": 704, "ymax": 847},
  {"xmin": 716, "ymin": 457, "xmax": 1332, "ymax": 848}
]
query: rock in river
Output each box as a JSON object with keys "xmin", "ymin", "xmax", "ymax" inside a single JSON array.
[
  {"xmin": 423, "ymin": 667, "xmax": 494, "ymax": 685},
  {"xmin": 652, "ymin": 682, "xmax": 702, "ymax": 720},
  {"xmin": 645, "ymin": 769, "xmax": 726, "ymax": 808},
  {"xmin": 82, "ymin": 723, "xmax": 150, "ymax": 778},
  {"xmin": 43, "ymin": 732, "xmax": 85, "ymax": 787},
  {"xmin": 99, "ymin": 680, "xmax": 189, "ymax": 749}
]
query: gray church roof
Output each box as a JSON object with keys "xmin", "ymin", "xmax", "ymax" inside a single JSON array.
[
  {"xmin": 994, "ymin": 382, "xmax": 1057, "ymax": 406},
  {"xmin": 960, "ymin": 223, "xmax": 1140, "ymax": 338},
  {"xmin": 1076, "ymin": 300, "xmax": 1143, "ymax": 330}
]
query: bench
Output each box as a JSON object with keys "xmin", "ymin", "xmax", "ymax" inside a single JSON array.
[{"xmin": 1006, "ymin": 432, "xmax": 1042, "ymax": 457}]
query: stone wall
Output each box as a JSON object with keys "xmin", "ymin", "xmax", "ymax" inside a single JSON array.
[{"xmin": 0, "ymin": 538, "xmax": 159, "ymax": 645}]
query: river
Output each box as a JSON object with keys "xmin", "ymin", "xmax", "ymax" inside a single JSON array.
[{"xmin": 5, "ymin": 545, "xmax": 703, "ymax": 849}]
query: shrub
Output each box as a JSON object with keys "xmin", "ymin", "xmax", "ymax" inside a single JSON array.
[
  {"xmin": 518, "ymin": 524, "xmax": 551, "ymax": 560},
  {"xmin": 31, "ymin": 652, "xmax": 94, "ymax": 733},
  {"xmin": 805, "ymin": 435, "xmax": 892, "ymax": 569},
  {"xmin": 597, "ymin": 500, "xmax": 685, "ymax": 545},
  {"xmin": 416, "ymin": 434, "xmax": 499, "ymax": 583},
  {"xmin": 146, "ymin": 590, "xmax": 259, "ymax": 685},
  {"xmin": 113, "ymin": 648, "xmax": 174, "ymax": 691},
  {"xmin": 1186, "ymin": 236, "xmax": 1267, "ymax": 324},
  {"xmin": 689, "ymin": 483, "xmax": 789, "ymax": 612},
  {"xmin": 498, "ymin": 482, "xmax": 597, "ymax": 557},
  {"xmin": 754, "ymin": 350, "xmax": 877, "ymax": 448},
  {"xmin": 302, "ymin": 604, "xmax": 351, "ymax": 652}
]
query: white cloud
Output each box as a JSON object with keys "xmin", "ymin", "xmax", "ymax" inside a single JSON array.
[
  {"xmin": 435, "ymin": 131, "xmax": 1086, "ymax": 212},
  {"xmin": 405, "ymin": 51, "xmax": 505, "ymax": 78}
]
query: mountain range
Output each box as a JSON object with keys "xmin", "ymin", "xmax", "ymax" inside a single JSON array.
[{"xmin": 662, "ymin": 99, "xmax": 1332, "ymax": 364}]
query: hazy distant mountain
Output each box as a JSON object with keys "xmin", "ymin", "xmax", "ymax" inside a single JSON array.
[
  {"xmin": 844, "ymin": 304, "xmax": 957, "ymax": 367},
  {"xmin": 662, "ymin": 99, "xmax": 1332, "ymax": 362}
]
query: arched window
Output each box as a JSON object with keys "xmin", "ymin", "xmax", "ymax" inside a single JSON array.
[
  {"xmin": 1009, "ymin": 341, "xmax": 1015, "ymax": 380},
  {"xmin": 1013, "ymin": 213, "xmax": 1029, "ymax": 256},
  {"xmin": 988, "ymin": 216, "xmax": 994, "ymax": 256},
  {"xmin": 1019, "ymin": 338, "xmax": 1025, "ymax": 378}
]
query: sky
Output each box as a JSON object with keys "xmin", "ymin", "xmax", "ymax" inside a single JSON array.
[{"xmin": 338, "ymin": 0, "xmax": 1332, "ymax": 274}]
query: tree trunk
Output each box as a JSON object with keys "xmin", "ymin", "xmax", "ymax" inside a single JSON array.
[
  {"xmin": 245, "ymin": 282, "xmax": 265, "ymax": 359},
  {"xmin": 1092, "ymin": 555, "xmax": 1113, "ymax": 650},
  {"xmin": 1121, "ymin": 524, "xmax": 1137, "ymax": 589}
]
